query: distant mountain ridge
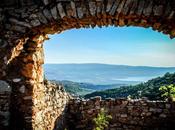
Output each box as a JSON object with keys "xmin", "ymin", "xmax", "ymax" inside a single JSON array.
[{"xmin": 44, "ymin": 63, "xmax": 175, "ymax": 85}]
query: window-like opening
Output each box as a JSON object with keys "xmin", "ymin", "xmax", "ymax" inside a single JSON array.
[{"xmin": 44, "ymin": 27, "xmax": 175, "ymax": 100}]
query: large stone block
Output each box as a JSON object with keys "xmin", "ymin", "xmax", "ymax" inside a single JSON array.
[{"xmin": 0, "ymin": 80, "xmax": 11, "ymax": 92}]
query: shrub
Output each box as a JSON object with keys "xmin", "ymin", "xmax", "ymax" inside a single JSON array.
[
  {"xmin": 159, "ymin": 84, "xmax": 175, "ymax": 101},
  {"xmin": 93, "ymin": 108, "xmax": 112, "ymax": 130}
]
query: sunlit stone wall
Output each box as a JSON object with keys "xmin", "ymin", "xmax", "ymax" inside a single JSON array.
[{"xmin": 66, "ymin": 97, "xmax": 175, "ymax": 130}]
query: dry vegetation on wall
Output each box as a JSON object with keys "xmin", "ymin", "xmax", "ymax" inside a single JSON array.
[{"xmin": 0, "ymin": 0, "xmax": 175, "ymax": 130}]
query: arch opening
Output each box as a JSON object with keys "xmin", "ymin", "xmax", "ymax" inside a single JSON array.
[{"xmin": 43, "ymin": 26, "xmax": 175, "ymax": 99}]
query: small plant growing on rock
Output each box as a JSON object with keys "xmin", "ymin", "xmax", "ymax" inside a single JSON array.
[
  {"xmin": 127, "ymin": 95, "xmax": 132, "ymax": 100},
  {"xmin": 93, "ymin": 108, "xmax": 112, "ymax": 130},
  {"xmin": 159, "ymin": 84, "xmax": 175, "ymax": 101}
]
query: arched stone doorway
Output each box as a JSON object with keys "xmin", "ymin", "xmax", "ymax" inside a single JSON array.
[{"xmin": 0, "ymin": 0, "xmax": 175, "ymax": 129}]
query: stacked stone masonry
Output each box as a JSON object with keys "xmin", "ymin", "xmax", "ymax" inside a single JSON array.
[
  {"xmin": 0, "ymin": 0, "xmax": 175, "ymax": 129},
  {"xmin": 0, "ymin": 81, "xmax": 11, "ymax": 130},
  {"xmin": 38, "ymin": 80, "xmax": 71, "ymax": 130},
  {"xmin": 66, "ymin": 97, "xmax": 175, "ymax": 130}
]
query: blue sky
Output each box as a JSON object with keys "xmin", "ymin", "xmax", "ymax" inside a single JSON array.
[{"xmin": 44, "ymin": 26, "xmax": 175, "ymax": 67}]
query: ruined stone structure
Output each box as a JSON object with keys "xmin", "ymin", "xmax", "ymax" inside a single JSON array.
[
  {"xmin": 0, "ymin": 0, "xmax": 175, "ymax": 129},
  {"xmin": 0, "ymin": 79, "xmax": 71, "ymax": 130},
  {"xmin": 66, "ymin": 97, "xmax": 175, "ymax": 130}
]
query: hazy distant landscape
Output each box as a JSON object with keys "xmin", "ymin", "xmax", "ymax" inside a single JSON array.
[
  {"xmin": 44, "ymin": 63, "xmax": 175, "ymax": 85},
  {"xmin": 44, "ymin": 64, "xmax": 175, "ymax": 97}
]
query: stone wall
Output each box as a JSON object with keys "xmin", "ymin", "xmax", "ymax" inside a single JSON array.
[
  {"xmin": 7, "ymin": 36, "xmax": 46, "ymax": 130},
  {"xmin": 0, "ymin": 80, "xmax": 11, "ymax": 130},
  {"xmin": 0, "ymin": 79, "xmax": 71, "ymax": 130},
  {"xmin": 39, "ymin": 80, "xmax": 71, "ymax": 130},
  {"xmin": 66, "ymin": 97, "xmax": 175, "ymax": 130},
  {"xmin": 1, "ymin": 79, "xmax": 175, "ymax": 130},
  {"xmin": 0, "ymin": 0, "xmax": 175, "ymax": 129}
]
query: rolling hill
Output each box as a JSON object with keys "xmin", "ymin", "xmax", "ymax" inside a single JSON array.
[
  {"xmin": 52, "ymin": 80, "xmax": 125, "ymax": 96},
  {"xmin": 84, "ymin": 72, "xmax": 175, "ymax": 100}
]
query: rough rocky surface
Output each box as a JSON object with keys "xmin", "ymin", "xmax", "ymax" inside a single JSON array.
[
  {"xmin": 0, "ymin": 80, "xmax": 11, "ymax": 130},
  {"xmin": 66, "ymin": 97, "xmax": 175, "ymax": 130},
  {"xmin": 0, "ymin": 0, "xmax": 175, "ymax": 129},
  {"xmin": 37, "ymin": 80, "xmax": 71, "ymax": 130}
]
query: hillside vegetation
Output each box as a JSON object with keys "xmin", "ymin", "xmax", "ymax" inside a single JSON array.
[
  {"xmin": 52, "ymin": 80, "xmax": 94, "ymax": 96},
  {"xmin": 52, "ymin": 80, "xmax": 127, "ymax": 96},
  {"xmin": 84, "ymin": 73, "xmax": 175, "ymax": 100}
]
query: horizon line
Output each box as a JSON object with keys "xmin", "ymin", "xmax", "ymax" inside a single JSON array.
[{"xmin": 44, "ymin": 63, "xmax": 175, "ymax": 68}]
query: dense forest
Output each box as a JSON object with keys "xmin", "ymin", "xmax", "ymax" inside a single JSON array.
[{"xmin": 84, "ymin": 73, "xmax": 175, "ymax": 100}]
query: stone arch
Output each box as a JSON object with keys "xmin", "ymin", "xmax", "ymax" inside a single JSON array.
[
  {"xmin": 0, "ymin": 0, "xmax": 175, "ymax": 77},
  {"xmin": 0, "ymin": 0, "xmax": 175, "ymax": 129}
]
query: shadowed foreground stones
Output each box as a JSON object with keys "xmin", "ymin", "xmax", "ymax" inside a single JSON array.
[{"xmin": 0, "ymin": 80, "xmax": 11, "ymax": 130}]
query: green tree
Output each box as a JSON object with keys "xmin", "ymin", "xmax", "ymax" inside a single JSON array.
[
  {"xmin": 93, "ymin": 108, "xmax": 112, "ymax": 130},
  {"xmin": 159, "ymin": 84, "xmax": 175, "ymax": 101}
]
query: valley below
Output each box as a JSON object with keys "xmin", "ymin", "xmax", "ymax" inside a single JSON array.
[{"xmin": 44, "ymin": 63, "xmax": 175, "ymax": 100}]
